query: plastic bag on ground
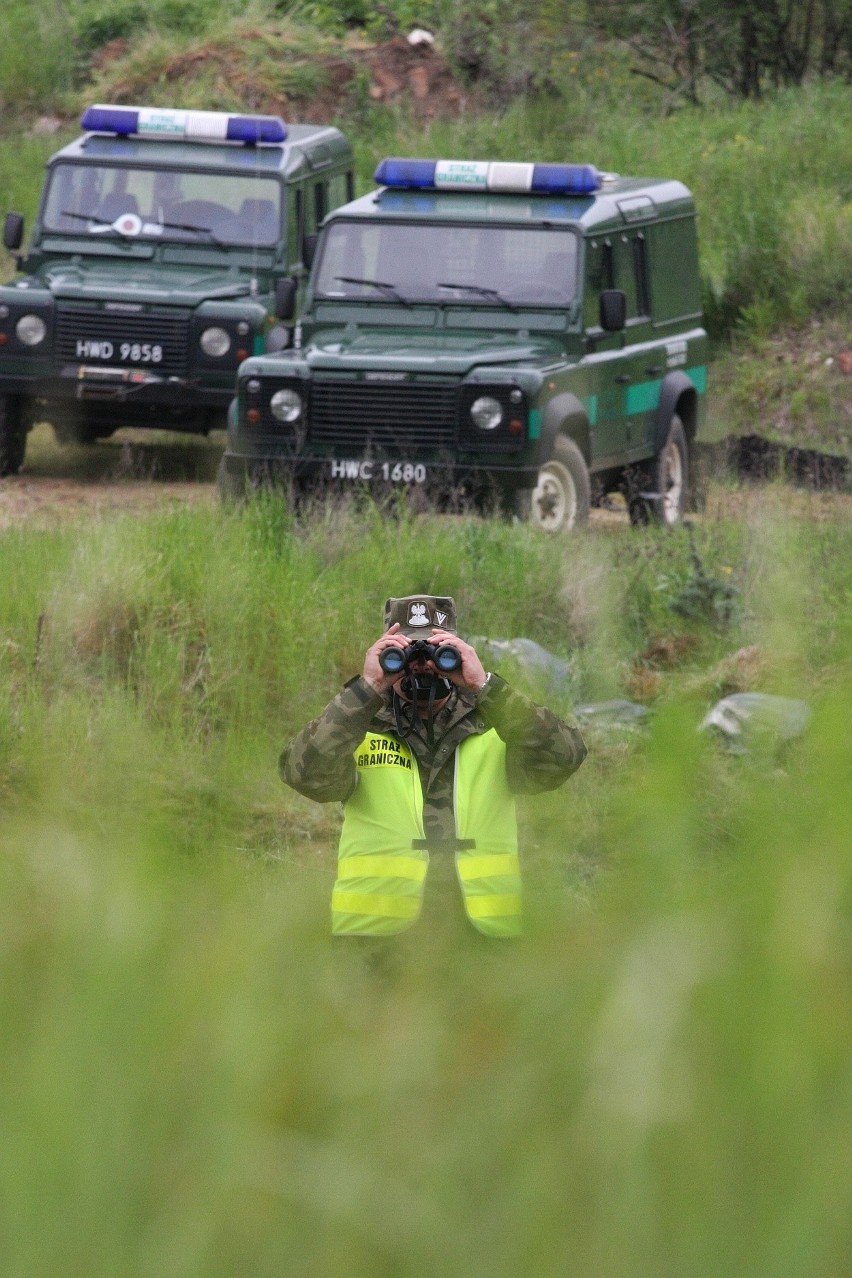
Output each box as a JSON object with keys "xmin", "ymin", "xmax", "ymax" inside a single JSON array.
[
  {"xmin": 573, "ymin": 699, "xmax": 653, "ymax": 731},
  {"xmin": 698, "ymin": 692, "xmax": 810, "ymax": 752}
]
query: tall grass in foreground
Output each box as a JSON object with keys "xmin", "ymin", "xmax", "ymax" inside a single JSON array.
[{"xmin": 0, "ymin": 493, "xmax": 851, "ymax": 1274}]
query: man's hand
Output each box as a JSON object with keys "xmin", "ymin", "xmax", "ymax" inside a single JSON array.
[
  {"xmin": 429, "ymin": 629, "xmax": 488, "ymax": 694},
  {"xmin": 362, "ymin": 622, "xmax": 409, "ymax": 694}
]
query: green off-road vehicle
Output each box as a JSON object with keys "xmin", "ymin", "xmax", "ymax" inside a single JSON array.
[
  {"xmin": 0, "ymin": 104, "xmax": 354, "ymax": 475},
  {"xmin": 222, "ymin": 155, "xmax": 708, "ymax": 528}
]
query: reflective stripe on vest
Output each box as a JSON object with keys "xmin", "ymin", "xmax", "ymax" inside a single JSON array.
[
  {"xmin": 454, "ymin": 733, "xmax": 522, "ymax": 937},
  {"xmin": 331, "ymin": 730, "xmax": 522, "ymax": 937},
  {"xmin": 333, "ymin": 733, "xmax": 427, "ymax": 935}
]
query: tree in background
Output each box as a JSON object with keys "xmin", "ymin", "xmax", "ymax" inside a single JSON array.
[{"xmin": 589, "ymin": 0, "xmax": 851, "ymax": 104}]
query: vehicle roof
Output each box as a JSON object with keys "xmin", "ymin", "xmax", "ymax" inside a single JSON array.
[
  {"xmin": 328, "ymin": 175, "xmax": 695, "ymax": 233},
  {"xmin": 49, "ymin": 123, "xmax": 352, "ymax": 178}
]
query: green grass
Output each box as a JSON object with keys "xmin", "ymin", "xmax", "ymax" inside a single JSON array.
[{"xmin": 0, "ymin": 490, "xmax": 850, "ymax": 1273}]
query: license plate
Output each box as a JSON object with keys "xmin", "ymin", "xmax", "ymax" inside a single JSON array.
[
  {"xmin": 73, "ymin": 340, "xmax": 165, "ymax": 364},
  {"xmin": 329, "ymin": 460, "xmax": 428, "ymax": 483}
]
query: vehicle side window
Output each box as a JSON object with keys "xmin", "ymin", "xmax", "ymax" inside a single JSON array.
[
  {"xmin": 582, "ymin": 240, "xmax": 609, "ymax": 329},
  {"xmin": 584, "ymin": 233, "xmax": 649, "ymax": 325},
  {"xmin": 328, "ymin": 171, "xmax": 353, "ymax": 210},
  {"xmin": 633, "ymin": 234, "xmax": 650, "ymax": 316},
  {"xmin": 289, "ymin": 187, "xmax": 304, "ymax": 263},
  {"xmin": 613, "ymin": 234, "xmax": 641, "ymax": 319},
  {"xmin": 313, "ymin": 182, "xmax": 327, "ymax": 228}
]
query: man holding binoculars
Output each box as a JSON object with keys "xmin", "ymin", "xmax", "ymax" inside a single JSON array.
[{"xmin": 281, "ymin": 595, "xmax": 587, "ymax": 939}]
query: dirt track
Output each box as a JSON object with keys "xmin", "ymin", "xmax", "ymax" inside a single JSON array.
[
  {"xmin": 0, "ymin": 425, "xmax": 221, "ymax": 530},
  {"xmin": 0, "ymin": 473, "xmax": 216, "ymax": 530},
  {"xmin": 2, "ymin": 424, "xmax": 849, "ymax": 532}
]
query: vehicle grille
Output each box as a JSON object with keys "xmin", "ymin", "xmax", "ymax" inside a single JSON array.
[
  {"xmin": 55, "ymin": 306, "xmax": 190, "ymax": 376},
  {"xmin": 309, "ymin": 380, "xmax": 459, "ymax": 450}
]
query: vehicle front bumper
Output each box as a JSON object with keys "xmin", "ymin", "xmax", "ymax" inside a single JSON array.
[
  {"xmin": 0, "ymin": 367, "xmax": 233, "ymax": 406},
  {"xmin": 219, "ymin": 448, "xmax": 541, "ymax": 492}
]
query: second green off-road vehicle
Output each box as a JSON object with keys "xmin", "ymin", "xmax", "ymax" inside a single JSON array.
[
  {"xmin": 0, "ymin": 104, "xmax": 353, "ymax": 475},
  {"xmin": 222, "ymin": 155, "xmax": 708, "ymax": 528}
]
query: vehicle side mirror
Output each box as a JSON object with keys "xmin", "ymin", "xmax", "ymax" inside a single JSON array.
[
  {"xmin": 4, "ymin": 212, "xmax": 24, "ymax": 252},
  {"xmin": 599, "ymin": 289, "xmax": 626, "ymax": 332},
  {"xmin": 275, "ymin": 276, "xmax": 297, "ymax": 321},
  {"xmin": 303, "ymin": 232, "xmax": 318, "ymax": 270}
]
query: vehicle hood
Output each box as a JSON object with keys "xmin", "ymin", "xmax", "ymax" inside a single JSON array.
[
  {"xmin": 301, "ymin": 325, "xmax": 565, "ymax": 374},
  {"xmin": 38, "ymin": 259, "xmax": 255, "ymax": 306}
]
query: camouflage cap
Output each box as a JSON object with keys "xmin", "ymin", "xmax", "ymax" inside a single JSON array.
[{"xmin": 383, "ymin": 595, "xmax": 457, "ymax": 637}]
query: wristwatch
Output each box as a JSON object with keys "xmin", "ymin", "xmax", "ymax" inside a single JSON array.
[{"xmin": 476, "ymin": 672, "xmax": 493, "ymax": 695}]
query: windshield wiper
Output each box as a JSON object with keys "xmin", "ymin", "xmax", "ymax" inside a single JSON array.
[
  {"xmin": 58, "ymin": 209, "xmax": 223, "ymax": 246},
  {"xmin": 334, "ymin": 275, "xmax": 411, "ymax": 306},
  {"xmin": 438, "ymin": 281, "xmax": 518, "ymax": 311},
  {"xmin": 156, "ymin": 219, "xmax": 223, "ymax": 246},
  {"xmin": 59, "ymin": 208, "xmax": 99, "ymax": 225},
  {"xmin": 56, "ymin": 208, "xmax": 136, "ymax": 247}
]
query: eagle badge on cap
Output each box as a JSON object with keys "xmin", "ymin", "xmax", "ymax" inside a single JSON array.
[{"xmin": 408, "ymin": 602, "xmax": 429, "ymax": 627}]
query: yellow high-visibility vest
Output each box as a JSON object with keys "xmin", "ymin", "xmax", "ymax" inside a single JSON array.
[{"xmin": 331, "ymin": 730, "xmax": 522, "ymax": 937}]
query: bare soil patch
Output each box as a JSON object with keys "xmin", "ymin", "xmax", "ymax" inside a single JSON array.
[
  {"xmin": 3, "ymin": 426, "xmax": 850, "ymax": 533},
  {"xmin": 0, "ymin": 425, "xmax": 220, "ymax": 530},
  {"xmin": 90, "ymin": 31, "xmax": 467, "ymax": 124}
]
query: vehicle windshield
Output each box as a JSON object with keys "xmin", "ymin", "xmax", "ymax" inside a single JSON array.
[
  {"xmin": 41, "ymin": 162, "xmax": 282, "ymax": 247},
  {"xmin": 314, "ymin": 219, "xmax": 578, "ymax": 307}
]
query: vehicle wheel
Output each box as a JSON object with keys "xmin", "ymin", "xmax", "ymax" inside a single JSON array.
[
  {"xmin": 0, "ymin": 395, "xmax": 26, "ymax": 477},
  {"xmin": 628, "ymin": 414, "xmax": 688, "ymax": 527},
  {"xmin": 53, "ymin": 421, "xmax": 101, "ymax": 445},
  {"xmin": 515, "ymin": 435, "xmax": 591, "ymax": 532},
  {"xmin": 216, "ymin": 455, "xmax": 250, "ymax": 504}
]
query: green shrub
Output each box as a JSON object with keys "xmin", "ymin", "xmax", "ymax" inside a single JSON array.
[{"xmin": 0, "ymin": 2, "xmax": 74, "ymax": 112}]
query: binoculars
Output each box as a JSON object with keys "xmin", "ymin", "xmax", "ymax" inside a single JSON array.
[{"xmin": 379, "ymin": 638, "xmax": 462, "ymax": 675}]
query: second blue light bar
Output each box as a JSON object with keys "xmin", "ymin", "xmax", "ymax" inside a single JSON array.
[{"xmin": 374, "ymin": 158, "xmax": 602, "ymax": 195}]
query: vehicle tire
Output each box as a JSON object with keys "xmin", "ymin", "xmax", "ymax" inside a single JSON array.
[
  {"xmin": 216, "ymin": 455, "xmax": 250, "ymax": 504},
  {"xmin": 515, "ymin": 435, "xmax": 591, "ymax": 532},
  {"xmin": 0, "ymin": 395, "xmax": 26, "ymax": 477},
  {"xmin": 53, "ymin": 421, "xmax": 101, "ymax": 445},
  {"xmin": 628, "ymin": 414, "xmax": 688, "ymax": 527}
]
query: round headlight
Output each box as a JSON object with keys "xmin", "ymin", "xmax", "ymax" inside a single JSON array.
[
  {"xmin": 470, "ymin": 395, "xmax": 503, "ymax": 431},
  {"xmin": 270, "ymin": 388, "xmax": 303, "ymax": 423},
  {"xmin": 200, "ymin": 326, "xmax": 231, "ymax": 357},
  {"xmin": 16, "ymin": 314, "xmax": 47, "ymax": 347}
]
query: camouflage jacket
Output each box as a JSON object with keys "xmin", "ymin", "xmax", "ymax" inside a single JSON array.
[{"xmin": 280, "ymin": 674, "xmax": 587, "ymax": 860}]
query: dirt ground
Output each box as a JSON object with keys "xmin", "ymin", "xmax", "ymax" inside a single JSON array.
[
  {"xmin": 0, "ymin": 425, "xmax": 220, "ymax": 530},
  {"xmin": 2, "ymin": 424, "xmax": 849, "ymax": 532},
  {"xmin": 88, "ymin": 31, "xmax": 469, "ymax": 126}
]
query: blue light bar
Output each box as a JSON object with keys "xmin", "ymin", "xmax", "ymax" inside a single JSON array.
[
  {"xmin": 374, "ymin": 157, "xmax": 601, "ymax": 195},
  {"xmin": 81, "ymin": 105, "xmax": 287, "ymax": 144}
]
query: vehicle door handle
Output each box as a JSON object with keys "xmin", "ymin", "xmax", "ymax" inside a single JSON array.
[
  {"xmin": 614, "ymin": 374, "xmax": 632, "ymax": 384},
  {"xmin": 645, "ymin": 365, "xmax": 663, "ymax": 376}
]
